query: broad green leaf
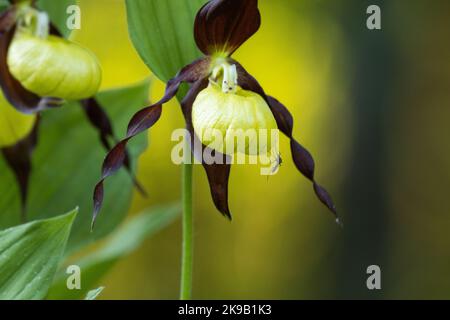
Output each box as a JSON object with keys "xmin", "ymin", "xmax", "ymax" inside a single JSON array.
[
  {"xmin": 47, "ymin": 203, "xmax": 180, "ymax": 300},
  {"xmin": 0, "ymin": 0, "xmax": 8, "ymax": 13},
  {"xmin": 85, "ymin": 286, "xmax": 104, "ymax": 300},
  {"xmin": 126, "ymin": 0, "xmax": 206, "ymax": 82},
  {"xmin": 0, "ymin": 80, "xmax": 151, "ymax": 254},
  {"xmin": 0, "ymin": 209, "xmax": 77, "ymax": 300},
  {"xmin": 37, "ymin": 0, "xmax": 76, "ymax": 38}
]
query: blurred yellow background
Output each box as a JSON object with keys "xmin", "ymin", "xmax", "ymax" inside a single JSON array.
[{"xmin": 71, "ymin": 0, "xmax": 450, "ymax": 299}]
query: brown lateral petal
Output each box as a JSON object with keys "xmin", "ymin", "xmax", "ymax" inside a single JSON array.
[
  {"xmin": 234, "ymin": 60, "xmax": 266, "ymax": 96},
  {"xmin": 81, "ymin": 98, "xmax": 115, "ymax": 149},
  {"xmin": 92, "ymin": 106, "xmax": 161, "ymax": 230},
  {"xmin": 290, "ymin": 139, "xmax": 314, "ymax": 181},
  {"xmin": 235, "ymin": 61, "xmax": 338, "ymax": 219},
  {"xmin": 0, "ymin": 12, "xmax": 63, "ymax": 114},
  {"xmin": 313, "ymin": 182, "xmax": 337, "ymax": 217},
  {"xmin": 1, "ymin": 116, "xmax": 40, "ymax": 222},
  {"xmin": 273, "ymin": 100, "xmax": 337, "ymax": 218},
  {"xmin": 126, "ymin": 58, "xmax": 210, "ymax": 137},
  {"xmin": 0, "ymin": 7, "xmax": 15, "ymax": 34},
  {"xmin": 194, "ymin": 0, "xmax": 261, "ymax": 56},
  {"xmin": 81, "ymin": 98, "xmax": 146, "ymax": 195},
  {"xmin": 91, "ymin": 59, "xmax": 210, "ymax": 229},
  {"xmin": 265, "ymin": 96, "xmax": 293, "ymax": 137},
  {"xmin": 181, "ymin": 78, "xmax": 232, "ymax": 219}
]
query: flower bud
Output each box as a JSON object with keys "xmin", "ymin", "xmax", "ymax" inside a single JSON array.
[
  {"xmin": 192, "ymin": 83, "xmax": 278, "ymax": 155},
  {"xmin": 7, "ymin": 33, "xmax": 102, "ymax": 100},
  {"xmin": 0, "ymin": 92, "xmax": 34, "ymax": 147}
]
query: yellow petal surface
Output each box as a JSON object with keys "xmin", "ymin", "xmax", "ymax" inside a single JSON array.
[
  {"xmin": 0, "ymin": 93, "xmax": 35, "ymax": 148},
  {"xmin": 192, "ymin": 84, "xmax": 278, "ymax": 155},
  {"xmin": 7, "ymin": 33, "xmax": 102, "ymax": 100}
]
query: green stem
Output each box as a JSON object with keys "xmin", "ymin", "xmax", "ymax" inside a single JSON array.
[{"xmin": 180, "ymin": 138, "xmax": 193, "ymax": 300}]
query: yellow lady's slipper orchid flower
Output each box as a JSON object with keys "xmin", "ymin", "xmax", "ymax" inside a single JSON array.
[
  {"xmin": 0, "ymin": 2, "xmax": 122, "ymax": 219},
  {"xmin": 7, "ymin": 29, "xmax": 101, "ymax": 100},
  {"xmin": 93, "ymin": 0, "xmax": 338, "ymax": 225}
]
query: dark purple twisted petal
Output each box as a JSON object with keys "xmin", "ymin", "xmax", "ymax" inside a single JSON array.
[
  {"xmin": 266, "ymin": 96, "xmax": 293, "ymax": 137},
  {"xmin": 194, "ymin": 0, "xmax": 261, "ymax": 56},
  {"xmin": 181, "ymin": 78, "xmax": 232, "ymax": 219},
  {"xmin": 81, "ymin": 98, "xmax": 114, "ymax": 150},
  {"xmin": 0, "ymin": 9, "xmax": 63, "ymax": 114},
  {"xmin": 91, "ymin": 107, "xmax": 161, "ymax": 230},
  {"xmin": 234, "ymin": 61, "xmax": 338, "ymax": 219},
  {"xmin": 81, "ymin": 98, "xmax": 146, "ymax": 195},
  {"xmin": 290, "ymin": 139, "xmax": 314, "ymax": 181},
  {"xmin": 1, "ymin": 116, "xmax": 40, "ymax": 222},
  {"xmin": 91, "ymin": 58, "xmax": 210, "ymax": 229}
]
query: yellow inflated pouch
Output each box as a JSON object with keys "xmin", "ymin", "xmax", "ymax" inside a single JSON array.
[
  {"xmin": 7, "ymin": 32, "xmax": 102, "ymax": 100},
  {"xmin": 0, "ymin": 92, "xmax": 34, "ymax": 147},
  {"xmin": 192, "ymin": 83, "xmax": 278, "ymax": 156}
]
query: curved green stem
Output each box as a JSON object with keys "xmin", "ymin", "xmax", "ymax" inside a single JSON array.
[{"xmin": 180, "ymin": 138, "xmax": 193, "ymax": 300}]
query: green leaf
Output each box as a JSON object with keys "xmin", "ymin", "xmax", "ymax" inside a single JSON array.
[
  {"xmin": 84, "ymin": 286, "xmax": 104, "ymax": 300},
  {"xmin": 0, "ymin": 209, "xmax": 77, "ymax": 300},
  {"xmin": 125, "ymin": 0, "xmax": 206, "ymax": 82},
  {"xmin": 37, "ymin": 0, "xmax": 77, "ymax": 38},
  {"xmin": 0, "ymin": 80, "xmax": 151, "ymax": 254},
  {"xmin": 47, "ymin": 203, "xmax": 180, "ymax": 300},
  {"xmin": 0, "ymin": 0, "xmax": 8, "ymax": 14}
]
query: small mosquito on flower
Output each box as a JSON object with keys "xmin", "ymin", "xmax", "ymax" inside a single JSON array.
[
  {"xmin": 266, "ymin": 152, "xmax": 283, "ymax": 181},
  {"xmin": 273, "ymin": 153, "xmax": 283, "ymax": 171}
]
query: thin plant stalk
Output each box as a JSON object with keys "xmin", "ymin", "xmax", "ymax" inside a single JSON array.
[{"xmin": 180, "ymin": 134, "xmax": 193, "ymax": 300}]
